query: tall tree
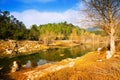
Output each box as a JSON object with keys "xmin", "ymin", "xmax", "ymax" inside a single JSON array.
[
  {"xmin": 0, "ymin": 10, "xmax": 28, "ymax": 40},
  {"xmin": 29, "ymin": 24, "xmax": 39, "ymax": 40},
  {"xmin": 83, "ymin": 0, "xmax": 120, "ymax": 58}
]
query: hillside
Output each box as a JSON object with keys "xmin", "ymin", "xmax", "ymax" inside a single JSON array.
[{"xmin": 6, "ymin": 51, "xmax": 120, "ymax": 80}]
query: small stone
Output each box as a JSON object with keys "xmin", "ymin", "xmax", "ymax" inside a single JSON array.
[
  {"xmin": 96, "ymin": 59, "xmax": 102, "ymax": 62},
  {"xmin": 11, "ymin": 61, "xmax": 18, "ymax": 72},
  {"xmin": 106, "ymin": 51, "xmax": 112, "ymax": 59},
  {"xmin": 114, "ymin": 55, "xmax": 119, "ymax": 58}
]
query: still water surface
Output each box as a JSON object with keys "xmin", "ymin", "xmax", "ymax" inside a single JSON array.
[{"xmin": 0, "ymin": 44, "xmax": 105, "ymax": 73}]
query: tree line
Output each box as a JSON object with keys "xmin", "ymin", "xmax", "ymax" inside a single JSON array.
[
  {"xmin": 0, "ymin": 10, "xmax": 85, "ymax": 40},
  {"xmin": 0, "ymin": 10, "xmax": 28, "ymax": 40},
  {"xmin": 0, "ymin": 10, "xmax": 108, "ymax": 44}
]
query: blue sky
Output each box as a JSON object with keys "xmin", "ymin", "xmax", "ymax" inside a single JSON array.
[
  {"xmin": 0, "ymin": 0, "xmax": 79, "ymax": 12},
  {"xmin": 0, "ymin": 0, "xmax": 85, "ymax": 28}
]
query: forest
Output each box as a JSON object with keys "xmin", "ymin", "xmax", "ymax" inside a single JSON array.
[{"xmin": 0, "ymin": 10, "xmax": 108, "ymax": 45}]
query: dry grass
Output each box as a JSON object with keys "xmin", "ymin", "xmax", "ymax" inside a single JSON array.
[
  {"xmin": 8, "ymin": 51, "xmax": 120, "ymax": 80},
  {"xmin": 39, "ymin": 52, "xmax": 120, "ymax": 80}
]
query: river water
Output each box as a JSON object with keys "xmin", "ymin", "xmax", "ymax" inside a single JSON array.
[{"xmin": 0, "ymin": 43, "xmax": 106, "ymax": 74}]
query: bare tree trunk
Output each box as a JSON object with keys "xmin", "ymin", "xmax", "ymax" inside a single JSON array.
[
  {"xmin": 110, "ymin": 26, "xmax": 115, "ymax": 56},
  {"xmin": 108, "ymin": 0, "xmax": 115, "ymax": 57},
  {"xmin": 106, "ymin": 26, "xmax": 115, "ymax": 59}
]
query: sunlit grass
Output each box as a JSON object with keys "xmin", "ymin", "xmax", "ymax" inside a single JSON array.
[
  {"xmin": 8, "ymin": 51, "xmax": 120, "ymax": 80},
  {"xmin": 38, "ymin": 51, "xmax": 120, "ymax": 80}
]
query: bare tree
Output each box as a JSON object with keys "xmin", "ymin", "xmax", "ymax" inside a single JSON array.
[{"xmin": 83, "ymin": 0, "xmax": 120, "ymax": 58}]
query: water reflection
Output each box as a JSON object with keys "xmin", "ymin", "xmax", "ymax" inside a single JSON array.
[
  {"xmin": 26, "ymin": 60, "xmax": 32, "ymax": 68},
  {"xmin": 0, "ymin": 44, "xmax": 106, "ymax": 73},
  {"xmin": 37, "ymin": 59, "xmax": 47, "ymax": 66}
]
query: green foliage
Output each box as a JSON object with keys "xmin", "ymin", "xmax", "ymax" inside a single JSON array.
[
  {"xmin": 29, "ymin": 24, "xmax": 39, "ymax": 40},
  {"xmin": 38, "ymin": 22, "xmax": 85, "ymax": 41},
  {"xmin": 0, "ymin": 10, "xmax": 29, "ymax": 40},
  {"xmin": 0, "ymin": 10, "xmax": 91, "ymax": 41}
]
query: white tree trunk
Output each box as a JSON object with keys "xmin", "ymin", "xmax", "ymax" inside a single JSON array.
[
  {"xmin": 110, "ymin": 26, "xmax": 115, "ymax": 57},
  {"xmin": 106, "ymin": 26, "xmax": 115, "ymax": 59},
  {"xmin": 109, "ymin": 4, "xmax": 115, "ymax": 58}
]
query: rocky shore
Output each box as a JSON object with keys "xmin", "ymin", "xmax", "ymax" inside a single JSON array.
[
  {"xmin": 0, "ymin": 40, "xmax": 80, "ymax": 57},
  {"xmin": 0, "ymin": 40, "xmax": 48, "ymax": 57}
]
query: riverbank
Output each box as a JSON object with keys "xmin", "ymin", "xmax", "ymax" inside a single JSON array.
[
  {"xmin": 6, "ymin": 51, "xmax": 120, "ymax": 80},
  {"xmin": 0, "ymin": 40, "xmax": 48, "ymax": 57},
  {"xmin": 0, "ymin": 43, "xmax": 99, "ymax": 76},
  {"xmin": 0, "ymin": 40, "xmax": 79, "ymax": 58}
]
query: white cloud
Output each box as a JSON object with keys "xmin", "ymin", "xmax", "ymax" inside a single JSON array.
[
  {"xmin": 11, "ymin": 9, "xmax": 85, "ymax": 28},
  {"xmin": 10, "ymin": 0, "xmax": 89, "ymax": 28}
]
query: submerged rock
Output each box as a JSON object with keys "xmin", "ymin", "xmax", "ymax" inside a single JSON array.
[
  {"xmin": 26, "ymin": 60, "xmax": 32, "ymax": 68},
  {"xmin": 11, "ymin": 61, "xmax": 18, "ymax": 73},
  {"xmin": 37, "ymin": 59, "xmax": 47, "ymax": 66}
]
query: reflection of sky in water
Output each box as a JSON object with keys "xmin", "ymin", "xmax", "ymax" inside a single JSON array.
[
  {"xmin": 26, "ymin": 60, "xmax": 32, "ymax": 68},
  {"xmin": 0, "ymin": 44, "xmax": 106, "ymax": 73},
  {"xmin": 25, "ymin": 59, "xmax": 48, "ymax": 68},
  {"xmin": 37, "ymin": 59, "xmax": 47, "ymax": 66}
]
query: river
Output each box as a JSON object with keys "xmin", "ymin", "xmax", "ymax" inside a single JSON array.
[{"xmin": 0, "ymin": 43, "xmax": 106, "ymax": 74}]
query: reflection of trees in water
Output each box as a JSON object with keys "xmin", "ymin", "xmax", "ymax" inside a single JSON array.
[
  {"xmin": 69, "ymin": 43, "xmax": 106, "ymax": 57},
  {"xmin": 0, "ymin": 44, "xmax": 107, "ymax": 74}
]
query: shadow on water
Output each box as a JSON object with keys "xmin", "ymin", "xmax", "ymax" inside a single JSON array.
[
  {"xmin": 0, "ymin": 74, "xmax": 15, "ymax": 80},
  {"xmin": 0, "ymin": 43, "xmax": 106, "ymax": 76}
]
